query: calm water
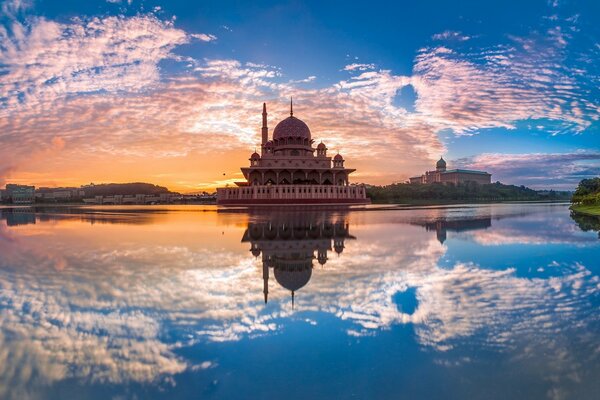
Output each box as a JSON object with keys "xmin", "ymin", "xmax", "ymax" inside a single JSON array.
[{"xmin": 0, "ymin": 203, "xmax": 599, "ymax": 400}]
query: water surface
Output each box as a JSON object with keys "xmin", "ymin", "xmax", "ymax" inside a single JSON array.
[{"xmin": 0, "ymin": 203, "xmax": 598, "ymax": 399}]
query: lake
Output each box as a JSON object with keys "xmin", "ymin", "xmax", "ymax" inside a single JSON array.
[{"xmin": 0, "ymin": 203, "xmax": 598, "ymax": 399}]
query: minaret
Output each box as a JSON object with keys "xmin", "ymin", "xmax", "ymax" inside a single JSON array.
[
  {"xmin": 262, "ymin": 261, "xmax": 269, "ymax": 304},
  {"xmin": 261, "ymin": 103, "xmax": 268, "ymax": 155},
  {"xmin": 290, "ymin": 97, "xmax": 293, "ymax": 117}
]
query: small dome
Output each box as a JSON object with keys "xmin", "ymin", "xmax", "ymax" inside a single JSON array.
[
  {"xmin": 265, "ymin": 140, "xmax": 274, "ymax": 148},
  {"xmin": 250, "ymin": 152, "xmax": 260, "ymax": 160},
  {"xmin": 436, "ymin": 157, "xmax": 446, "ymax": 168},
  {"xmin": 334, "ymin": 154, "xmax": 344, "ymax": 161},
  {"xmin": 317, "ymin": 142, "xmax": 327, "ymax": 150},
  {"xmin": 273, "ymin": 116, "xmax": 311, "ymax": 141}
]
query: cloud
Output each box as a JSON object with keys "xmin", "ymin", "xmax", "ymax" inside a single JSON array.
[
  {"xmin": 411, "ymin": 39, "xmax": 597, "ymax": 136},
  {"xmin": 289, "ymin": 75, "xmax": 316, "ymax": 84},
  {"xmin": 0, "ymin": 0, "xmax": 32, "ymax": 19},
  {"xmin": 431, "ymin": 30, "xmax": 471, "ymax": 41},
  {"xmin": 0, "ymin": 14, "xmax": 190, "ymax": 114},
  {"xmin": 191, "ymin": 33, "xmax": 217, "ymax": 42},
  {"xmin": 343, "ymin": 63, "xmax": 376, "ymax": 71},
  {"xmin": 455, "ymin": 151, "xmax": 600, "ymax": 189}
]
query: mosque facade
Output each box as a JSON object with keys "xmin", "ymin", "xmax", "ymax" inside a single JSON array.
[
  {"xmin": 216, "ymin": 101, "xmax": 369, "ymax": 205},
  {"xmin": 409, "ymin": 157, "xmax": 492, "ymax": 185}
]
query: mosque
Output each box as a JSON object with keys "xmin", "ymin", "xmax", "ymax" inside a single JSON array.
[
  {"xmin": 217, "ymin": 101, "xmax": 369, "ymax": 205},
  {"xmin": 409, "ymin": 157, "xmax": 492, "ymax": 185},
  {"xmin": 241, "ymin": 212, "xmax": 354, "ymax": 307}
]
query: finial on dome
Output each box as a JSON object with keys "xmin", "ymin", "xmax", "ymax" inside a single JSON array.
[{"xmin": 290, "ymin": 97, "xmax": 293, "ymax": 117}]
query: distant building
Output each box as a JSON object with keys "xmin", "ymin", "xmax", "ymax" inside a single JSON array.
[
  {"xmin": 409, "ymin": 157, "xmax": 491, "ymax": 185},
  {"xmin": 82, "ymin": 193, "xmax": 176, "ymax": 204},
  {"xmin": 4, "ymin": 184, "xmax": 35, "ymax": 204},
  {"xmin": 36, "ymin": 189, "xmax": 82, "ymax": 201}
]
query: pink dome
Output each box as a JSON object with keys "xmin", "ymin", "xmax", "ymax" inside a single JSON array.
[
  {"xmin": 273, "ymin": 116, "xmax": 311, "ymax": 140},
  {"xmin": 334, "ymin": 154, "xmax": 344, "ymax": 161}
]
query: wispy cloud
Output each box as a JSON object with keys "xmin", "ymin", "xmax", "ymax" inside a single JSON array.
[
  {"xmin": 431, "ymin": 30, "xmax": 471, "ymax": 41},
  {"xmin": 191, "ymin": 32, "xmax": 217, "ymax": 42},
  {"xmin": 343, "ymin": 63, "xmax": 376, "ymax": 71},
  {"xmin": 0, "ymin": 14, "xmax": 191, "ymax": 113}
]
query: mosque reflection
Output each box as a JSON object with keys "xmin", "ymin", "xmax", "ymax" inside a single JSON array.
[
  {"xmin": 240, "ymin": 211, "xmax": 501, "ymax": 306},
  {"xmin": 241, "ymin": 213, "xmax": 355, "ymax": 306}
]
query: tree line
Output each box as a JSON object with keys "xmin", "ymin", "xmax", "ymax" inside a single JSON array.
[
  {"xmin": 366, "ymin": 181, "xmax": 571, "ymax": 203},
  {"xmin": 571, "ymin": 178, "xmax": 600, "ymax": 206}
]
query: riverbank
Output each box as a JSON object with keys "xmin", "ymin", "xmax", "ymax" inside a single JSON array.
[
  {"xmin": 570, "ymin": 204, "xmax": 600, "ymax": 216},
  {"xmin": 371, "ymin": 199, "xmax": 570, "ymax": 206}
]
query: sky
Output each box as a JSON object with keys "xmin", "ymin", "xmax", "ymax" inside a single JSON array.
[{"xmin": 0, "ymin": 0, "xmax": 598, "ymax": 192}]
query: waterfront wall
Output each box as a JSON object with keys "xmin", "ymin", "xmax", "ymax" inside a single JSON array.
[{"xmin": 217, "ymin": 184, "xmax": 369, "ymax": 205}]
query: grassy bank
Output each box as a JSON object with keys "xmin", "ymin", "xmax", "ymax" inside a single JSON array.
[{"xmin": 570, "ymin": 204, "xmax": 600, "ymax": 216}]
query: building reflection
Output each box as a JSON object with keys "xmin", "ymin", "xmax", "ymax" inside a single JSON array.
[
  {"xmin": 0, "ymin": 209, "xmax": 36, "ymax": 226},
  {"xmin": 241, "ymin": 213, "xmax": 355, "ymax": 306},
  {"xmin": 0, "ymin": 207, "xmax": 156, "ymax": 226},
  {"xmin": 415, "ymin": 217, "xmax": 492, "ymax": 244}
]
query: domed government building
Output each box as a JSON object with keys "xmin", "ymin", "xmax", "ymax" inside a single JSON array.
[
  {"xmin": 409, "ymin": 157, "xmax": 492, "ymax": 185},
  {"xmin": 217, "ymin": 100, "xmax": 369, "ymax": 205}
]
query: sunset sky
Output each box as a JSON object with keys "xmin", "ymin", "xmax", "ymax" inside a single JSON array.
[{"xmin": 1, "ymin": 0, "xmax": 598, "ymax": 192}]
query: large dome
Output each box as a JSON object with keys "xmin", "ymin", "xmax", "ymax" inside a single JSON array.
[
  {"xmin": 273, "ymin": 116, "xmax": 311, "ymax": 140},
  {"xmin": 274, "ymin": 265, "xmax": 312, "ymax": 292}
]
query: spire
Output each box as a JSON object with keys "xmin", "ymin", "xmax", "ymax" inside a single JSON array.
[
  {"xmin": 291, "ymin": 290, "xmax": 295, "ymax": 309},
  {"xmin": 261, "ymin": 103, "xmax": 268, "ymax": 154},
  {"xmin": 290, "ymin": 97, "xmax": 293, "ymax": 117}
]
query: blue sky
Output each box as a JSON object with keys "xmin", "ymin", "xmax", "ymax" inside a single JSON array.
[{"xmin": 0, "ymin": 0, "xmax": 598, "ymax": 190}]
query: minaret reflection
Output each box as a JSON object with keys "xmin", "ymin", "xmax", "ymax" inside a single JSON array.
[{"xmin": 241, "ymin": 212, "xmax": 355, "ymax": 307}]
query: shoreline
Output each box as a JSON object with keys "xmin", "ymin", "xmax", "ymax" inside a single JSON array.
[
  {"xmin": 0, "ymin": 199, "xmax": 571, "ymax": 211},
  {"xmin": 570, "ymin": 204, "xmax": 600, "ymax": 216}
]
